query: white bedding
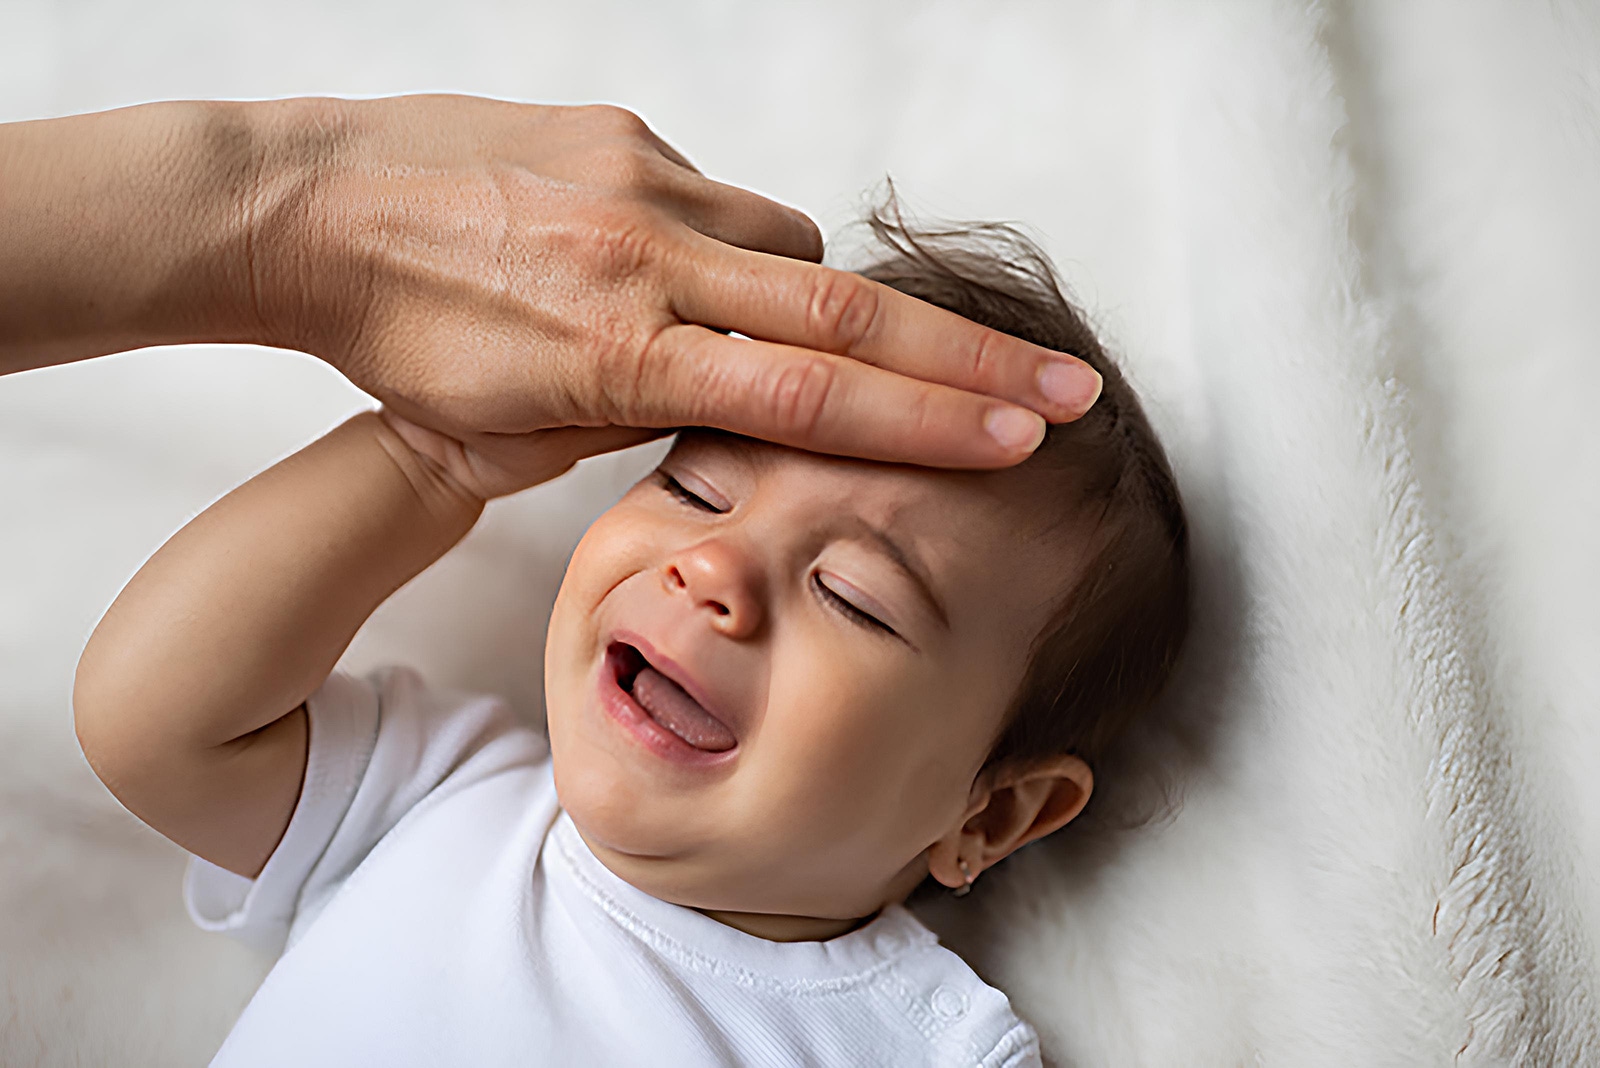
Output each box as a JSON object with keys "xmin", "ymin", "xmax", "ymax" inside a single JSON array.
[{"xmin": 3, "ymin": 1, "xmax": 1597, "ymax": 1064}]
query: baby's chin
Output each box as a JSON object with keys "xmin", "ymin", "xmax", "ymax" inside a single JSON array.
[
  {"xmin": 554, "ymin": 779, "xmax": 738, "ymax": 908},
  {"xmin": 550, "ymin": 761, "xmax": 900, "ymax": 930},
  {"xmin": 545, "ymin": 704, "xmax": 695, "ymax": 857}
]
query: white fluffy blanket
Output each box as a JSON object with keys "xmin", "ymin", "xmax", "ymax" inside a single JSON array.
[{"xmin": 3, "ymin": 2, "xmax": 1597, "ymax": 1064}]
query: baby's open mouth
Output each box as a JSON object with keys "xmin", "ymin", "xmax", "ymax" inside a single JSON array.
[{"xmin": 607, "ymin": 642, "xmax": 737, "ymax": 753}]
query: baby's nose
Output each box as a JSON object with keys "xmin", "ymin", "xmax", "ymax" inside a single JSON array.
[{"xmin": 663, "ymin": 539, "xmax": 765, "ymax": 639}]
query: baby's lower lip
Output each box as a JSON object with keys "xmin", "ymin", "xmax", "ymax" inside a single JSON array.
[{"xmin": 597, "ymin": 643, "xmax": 738, "ymax": 768}]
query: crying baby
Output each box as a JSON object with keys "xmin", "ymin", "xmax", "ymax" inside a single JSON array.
[{"xmin": 75, "ymin": 207, "xmax": 1188, "ymax": 1067}]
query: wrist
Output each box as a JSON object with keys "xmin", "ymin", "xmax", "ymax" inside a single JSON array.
[
  {"xmin": 1, "ymin": 101, "xmax": 269, "ymax": 366},
  {"xmin": 237, "ymin": 97, "xmax": 366, "ymax": 357}
]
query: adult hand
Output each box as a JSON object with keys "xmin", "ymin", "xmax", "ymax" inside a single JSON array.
[{"xmin": 0, "ymin": 96, "xmax": 1101, "ymax": 468}]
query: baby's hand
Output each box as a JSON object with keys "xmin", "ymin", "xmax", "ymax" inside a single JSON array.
[{"xmin": 378, "ymin": 410, "xmax": 662, "ymax": 502}]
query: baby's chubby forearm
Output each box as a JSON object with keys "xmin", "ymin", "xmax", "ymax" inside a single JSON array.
[
  {"xmin": 75, "ymin": 412, "xmax": 484, "ymax": 875},
  {"xmin": 80, "ymin": 411, "xmax": 482, "ymax": 746}
]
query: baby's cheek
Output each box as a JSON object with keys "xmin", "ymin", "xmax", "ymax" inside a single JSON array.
[
  {"xmin": 868, "ymin": 668, "xmax": 1000, "ymax": 815},
  {"xmin": 746, "ymin": 671, "xmax": 972, "ymax": 886},
  {"xmin": 762, "ymin": 662, "xmax": 925, "ymax": 810},
  {"xmin": 542, "ymin": 576, "xmax": 587, "ymax": 699},
  {"xmin": 544, "ymin": 505, "xmax": 652, "ymax": 693}
]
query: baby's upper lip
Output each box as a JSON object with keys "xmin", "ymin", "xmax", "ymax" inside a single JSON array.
[{"xmin": 609, "ymin": 628, "xmax": 742, "ymax": 742}]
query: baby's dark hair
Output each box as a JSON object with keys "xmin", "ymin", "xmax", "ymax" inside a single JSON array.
[{"xmin": 855, "ymin": 202, "xmax": 1190, "ymax": 780}]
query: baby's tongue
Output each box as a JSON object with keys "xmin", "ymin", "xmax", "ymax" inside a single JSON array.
[{"xmin": 632, "ymin": 666, "xmax": 736, "ymax": 752}]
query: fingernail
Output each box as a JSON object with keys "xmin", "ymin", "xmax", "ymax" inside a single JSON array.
[
  {"xmin": 1039, "ymin": 359, "xmax": 1103, "ymax": 414},
  {"xmin": 984, "ymin": 406, "xmax": 1046, "ymax": 453}
]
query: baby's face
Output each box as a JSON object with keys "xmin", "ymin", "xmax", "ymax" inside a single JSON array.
[{"xmin": 544, "ymin": 433, "xmax": 1073, "ymax": 926}]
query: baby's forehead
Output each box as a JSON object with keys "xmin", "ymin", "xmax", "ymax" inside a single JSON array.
[
  {"xmin": 665, "ymin": 431, "xmax": 1072, "ymax": 555},
  {"xmin": 670, "ymin": 429, "xmax": 995, "ymax": 492}
]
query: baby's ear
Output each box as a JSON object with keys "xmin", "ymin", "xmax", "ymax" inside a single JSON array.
[
  {"xmin": 975, "ymin": 755, "xmax": 1094, "ymax": 862},
  {"xmin": 928, "ymin": 756, "xmax": 1094, "ymax": 889}
]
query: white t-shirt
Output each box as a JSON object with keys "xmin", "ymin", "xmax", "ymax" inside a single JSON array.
[{"xmin": 186, "ymin": 668, "xmax": 1042, "ymax": 1067}]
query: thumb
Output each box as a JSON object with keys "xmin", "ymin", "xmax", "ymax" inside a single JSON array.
[{"xmin": 463, "ymin": 425, "xmax": 669, "ymax": 496}]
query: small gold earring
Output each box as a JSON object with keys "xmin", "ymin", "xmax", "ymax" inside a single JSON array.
[{"xmin": 952, "ymin": 858, "xmax": 975, "ymax": 897}]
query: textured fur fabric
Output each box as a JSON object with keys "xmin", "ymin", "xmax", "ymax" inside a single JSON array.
[{"xmin": 2, "ymin": 2, "xmax": 1596, "ymax": 1065}]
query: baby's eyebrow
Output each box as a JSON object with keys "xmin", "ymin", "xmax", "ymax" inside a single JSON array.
[{"xmin": 859, "ymin": 523, "xmax": 949, "ymax": 630}]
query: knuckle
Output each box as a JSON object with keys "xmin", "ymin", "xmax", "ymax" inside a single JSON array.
[
  {"xmin": 584, "ymin": 103, "xmax": 650, "ymax": 136},
  {"xmin": 591, "ymin": 144, "xmax": 658, "ymax": 190},
  {"xmin": 764, "ymin": 356, "xmax": 838, "ymax": 439},
  {"xmin": 595, "ymin": 323, "xmax": 668, "ymax": 424},
  {"xmin": 904, "ymin": 388, "xmax": 942, "ymax": 441},
  {"xmin": 967, "ymin": 327, "xmax": 1002, "ymax": 385},
  {"xmin": 587, "ymin": 212, "xmax": 663, "ymax": 282},
  {"xmin": 805, "ymin": 269, "xmax": 883, "ymax": 353}
]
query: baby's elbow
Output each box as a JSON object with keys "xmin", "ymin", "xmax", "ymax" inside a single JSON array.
[
  {"xmin": 74, "ymin": 648, "xmax": 118, "ymax": 785},
  {"xmin": 72, "ymin": 636, "xmax": 152, "ymax": 799}
]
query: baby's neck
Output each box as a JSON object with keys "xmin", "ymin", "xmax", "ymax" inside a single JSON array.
[
  {"xmin": 570, "ymin": 818, "xmax": 886, "ymax": 943},
  {"xmin": 695, "ymin": 907, "xmax": 876, "ymax": 943}
]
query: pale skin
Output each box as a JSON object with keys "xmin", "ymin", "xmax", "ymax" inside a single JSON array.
[
  {"xmin": 0, "ymin": 94, "xmax": 1102, "ymax": 467},
  {"xmin": 75, "ymin": 410, "xmax": 1094, "ymax": 943}
]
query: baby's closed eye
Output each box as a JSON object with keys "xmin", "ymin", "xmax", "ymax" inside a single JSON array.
[
  {"xmin": 812, "ymin": 572, "xmax": 897, "ymax": 638},
  {"xmin": 659, "ymin": 472, "xmax": 726, "ymax": 513}
]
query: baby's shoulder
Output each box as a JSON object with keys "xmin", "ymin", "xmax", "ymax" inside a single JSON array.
[
  {"xmin": 863, "ymin": 912, "xmax": 1044, "ymax": 1066},
  {"xmin": 348, "ymin": 665, "xmax": 549, "ymax": 781}
]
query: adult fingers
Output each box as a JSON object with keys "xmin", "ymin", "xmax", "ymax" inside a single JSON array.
[
  {"xmin": 619, "ymin": 107, "xmax": 820, "ymax": 260},
  {"xmin": 637, "ymin": 125, "xmax": 699, "ymax": 173},
  {"xmin": 611, "ymin": 325, "xmax": 1046, "ymax": 468},
  {"xmin": 656, "ymin": 171, "xmax": 824, "ymax": 263},
  {"xmin": 467, "ymin": 425, "xmax": 669, "ymax": 493},
  {"xmin": 668, "ymin": 237, "xmax": 1102, "ymax": 422}
]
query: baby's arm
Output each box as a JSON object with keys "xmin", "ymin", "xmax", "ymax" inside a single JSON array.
[
  {"xmin": 75, "ymin": 411, "xmax": 649, "ymax": 878},
  {"xmin": 74, "ymin": 413, "xmax": 485, "ymax": 877}
]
